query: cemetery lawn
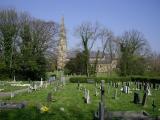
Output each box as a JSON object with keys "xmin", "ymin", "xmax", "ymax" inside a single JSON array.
[{"xmin": 0, "ymin": 82, "xmax": 160, "ymax": 120}]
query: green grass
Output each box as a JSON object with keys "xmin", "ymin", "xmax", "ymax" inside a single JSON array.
[{"xmin": 0, "ymin": 82, "xmax": 160, "ymax": 120}]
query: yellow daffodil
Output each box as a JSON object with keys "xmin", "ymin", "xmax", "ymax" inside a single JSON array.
[{"xmin": 40, "ymin": 105, "xmax": 49, "ymax": 113}]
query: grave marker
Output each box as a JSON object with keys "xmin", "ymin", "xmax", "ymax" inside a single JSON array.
[
  {"xmin": 133, "ymin": 92, "xmax": 140, "ymax": 104},
  {"xmin": 95, "ymin": 88, "xmax": 99, "ymax": 96},
  {"xmin": 152, "ymin": 100, "xmax": 156, "ymax": 112},
  {"xmin": 47, "ymin": 92, "xmax": 52, "ymax": 102},
  {"xmin": 86, "ymin": 90, "xmax": 90, "ymax": 104},
  {"xmin": 142, "ymin": 92, "xmax": 147, "ymax": 106}
]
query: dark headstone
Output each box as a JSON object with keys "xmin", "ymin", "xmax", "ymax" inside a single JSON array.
[
  {"xmin": 156, "ymin": 84, "xmax": 159, "ymax": 90},
  {"xmin": 153, "ymin": 83, "xmax": 156, "ymax": 89},
  {"xmin": 152, "ymin": 100, "xmax": 156, "ymax": 112},
  {"xmin": 144, "ymin": 84, "xmax": 147, "ymax": 91},
  {"xmin": 99, "ymin": 102, "xmax": 104, "ymax": 120},
  {"xmin": 101, "ymin": 80, "xmax": 105, "ymax": 103},
  {"xmin": 139, "ymin": 84, "xmax": 142, "ymax": 90},
  {"xmin": 47, "ymin": 92, "xmax": 52, "ymax": 102},
  {"xmin": 136, "ymin": 82, "xmax": 139, "ymax": 89},
  {"xmin": 77, "ymin": 81, "xmax": 80, "ymax": 89},
  {"xmin": 115, "ymin": 83, "xmax": 118, "ymax": 88},
  {"xmin": 133, "ymin": 92, "xmax": 140, "ymax": 104},
  {"xmin": 142, "ymin": 92, "xmax": 147, "ymax": 106}
]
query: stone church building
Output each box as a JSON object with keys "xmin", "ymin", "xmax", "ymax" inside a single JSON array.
[{"xmin": 57, "ymin": 17, "xmax": 117, "ymax": 73}]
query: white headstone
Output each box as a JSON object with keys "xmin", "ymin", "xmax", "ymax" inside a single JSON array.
[
  {"xmin": 34, "ymin": 84, "xmax": 37, "ymax": 90},
  {"xmin": 13, "ymin": 75, "xmax": 16, "ymax": 82},
  {"xmin": 95, "ymin": 88, "xmax": 99, "ymax": 96},
  {"xmin": 86, "ymin": 90, "xmax": 90, "ymax": 104},
  {"xmin": 147, "ymin": 88, "xmax": 151, "ymax": 96},
  {"xmin": 40, "ymin": 78, "xmax": 43, "ymax": 87},
  {"xmin": 61, "ymin": 77, "xmax": 65, "ymax": 85},
  {"xmin": 45, "ymin": 83, "xmax": 48, "ymax": 88},
  {"xmin": 11, "ymin": 92, "xmax": 15, "ymax": 98},
  {"xmin": 123, "ymin": 86, "xmax": 130, "ymax": 94}
]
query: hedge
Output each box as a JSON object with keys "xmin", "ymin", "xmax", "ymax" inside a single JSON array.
[{"xmin": 69, "ymin": 76, "xmax": 160, "ymax": 83}]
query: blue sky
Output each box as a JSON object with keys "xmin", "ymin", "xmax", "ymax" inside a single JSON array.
[{"xmin": 0, "ymin": 0, "xmax": 160, "ymax": 52}]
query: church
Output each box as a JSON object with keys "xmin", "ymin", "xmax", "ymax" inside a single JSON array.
[{"xmin": 57, "ymin": 17, "xmax": 117, "ymax": 73}]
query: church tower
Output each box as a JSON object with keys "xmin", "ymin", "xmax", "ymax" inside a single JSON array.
[{"xmin": 57, "ymin": 17, "xmax": 67, "ymax": 70}]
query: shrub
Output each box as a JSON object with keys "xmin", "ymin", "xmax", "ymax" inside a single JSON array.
[
  {"xmin": 69, "ymin": 76, "xmax": 160, "ymax": 83},
  {"xmin": 69, "ymin": 76, "xmax": 131, "ymax": 83}
]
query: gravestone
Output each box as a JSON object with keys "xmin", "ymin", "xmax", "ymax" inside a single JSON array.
[
  {"xmin": 133, "ymin": 92, "xmax": 140, "ymax": 104},
  {"xmin": 99, "ymin": 80, "xmax": 105, "ymax": 120},
  {"xmin": 156, "ymin": 84, "xmax": 160, "ymax": 90},
  {"xmin": 113, "ymin": 89, "xmax": 118, "ymax": 100},
  {"xmin": 122, "ymin": 81, "xmax": 124, "ymax": 86},
  {"xmin": 77, "ymin": 81, "xmax": 80, "ymax": 90},
  {"xmin": 152, "ymin": 100, "xmax": 156, "ymax": 112},
  {"xmin": 84, "ymin": 88, "xmax": 87, "ymax": 100},
  {"xmin": 99, "ymin": 102, "xmax": 104, "ymax": 120},
  {"xmin": 86, "ymin": 90, "xmax": 90, "ymax": 104},
  {"xmin": 153, "ymin": 83, "xmax": 156, "ymax": 89},
  {"xmin": 45, "ymin": 83, "xmax": 48, "ymax": 88},
  {"xmin": 115, "ymin": 83, "xmax": 118, "ymax": 88},
  {"xmin": 54, "ymin": 87, "xmax": 57, "ymax": 92},
  {"xmin": 142, "ymin": 92, "xmax": 147, "ymax": 106},
  {"xmin": 47, "ymin": 92, "xmax": 52, "ymax": 102},
  {"xmin": 144, "ymin": 83, "xmax": 147, "ymax": 91},
  {"xmin": 147, "ymin": 88, "xmax": 151, "ymax": 96},
  {"xmin": 40, "ymin": 78, "xmax": 43, "ymax": 88},
  {"xmin": 61, "ymin": 76, "xmax": 65, "ymax": 86},
  {"xmin": 34, "ymin": 84, "xmax": 37, "ymax": 91},
  {"xmin": 107, "ymin": 86, "xmax": 110, "ymax": 94},
  {"xmin": 95, "ymin": 88, "xmax": 99, "ymax": 96},
  {"xmin": 28, "ymin": 86, "xmax": 32, "ymax": 93},
  {"xmin": 11, "ymin": 92, "xmax": 15, "ymax": 98},
  {"xmin": 13, "ymin": 75, "xmax": 16, "ymax": 82},
  {"xmin": 139, "ymin": 83, "xmax": 142, "ymax": 90},
  {"xmin": 123, "ymin": 86, "xmax": 130, "ymax": 94},
  {"xmin": 101, "ymin": 80, "xmax": 105, "ymax": 103}
]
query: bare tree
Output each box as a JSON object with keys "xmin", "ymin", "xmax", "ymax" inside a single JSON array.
[
  {"xmin": 118, "ymin": 30, "xmax": 150, "ymax": 76},
  {"xmin": 148, "ymin": 52, "xmax": 160, "ymax": 75},
  {"xmin": 99, "ymin": 28, "xmax": 117, "ymax": 75},
  {"xmin": 0, "ymin": 8, "xmax": 19, "ymax": 77},
  {"xmin": 75, "ymin": 22, "xmax": 101, "ymax": 76}
]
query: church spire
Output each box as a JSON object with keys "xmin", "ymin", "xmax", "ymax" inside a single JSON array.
[{"xmin": 57, "ymin": 17, "xmax": 67, "ymax": 70}]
